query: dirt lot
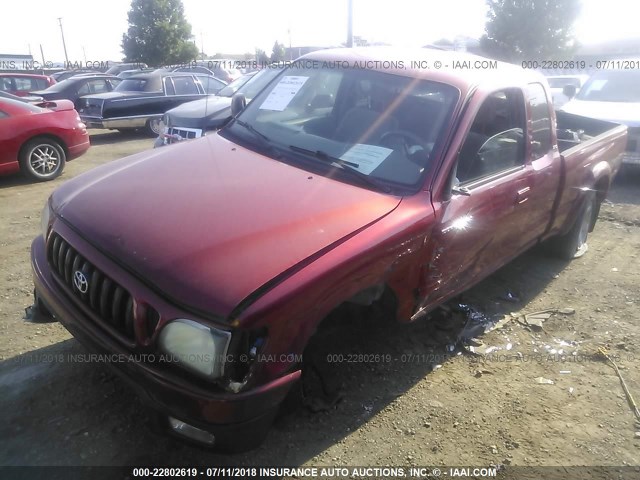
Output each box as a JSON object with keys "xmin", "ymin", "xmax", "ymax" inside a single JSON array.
[{"xmin": 1, "ymin": 131, "xmax": 639, "ymax": 475}]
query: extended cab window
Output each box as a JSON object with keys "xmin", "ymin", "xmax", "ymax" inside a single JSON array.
[
  {"xmin": 527, "ymin": 83, "xmax": 552, "ymax": 159},
  {"xmin": 456, "ymin": 89, "xmax": 526, "ymax": 184}
]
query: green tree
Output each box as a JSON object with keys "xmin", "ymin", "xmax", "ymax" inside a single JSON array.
[
  {"xmin": 122, "ymin": 0, "xmax": 199, "ymax": 66},
  {"xmin": 270, "ymin": 41, "xmax": 286, "ymax": 62},
  {"xmin": 255, "ymin": 48, "xmax": 269, "ymax": 64},
  {"xmin": 480, "ymin": 0, "xmax": 581, "ymax": 62}
]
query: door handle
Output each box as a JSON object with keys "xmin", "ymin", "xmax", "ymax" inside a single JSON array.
[{"xmin": 516, "ymin": 186, "xmax": 530, "ymax": 204}]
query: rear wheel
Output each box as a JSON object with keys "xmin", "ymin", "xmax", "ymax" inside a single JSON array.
[
  {"xmin": 19, "ymin": 137, "xmax": 66, "ymax": 181},
  {"xmin": 547, "ymin": 191, "xmax": 596, "ymax": 260}
]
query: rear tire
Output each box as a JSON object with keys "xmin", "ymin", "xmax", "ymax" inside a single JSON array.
[
  {"xmin": 19, "ymin": 137, "xmax": 66, "ymax": 181},
  {"xmin": 547, "ymin": 191, "xmax": 596, "ymax": 260}
]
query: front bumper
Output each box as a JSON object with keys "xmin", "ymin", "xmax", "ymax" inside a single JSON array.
[{"xmin": 30, "ymin": 234, "xmax": 300, "ymax": 449}]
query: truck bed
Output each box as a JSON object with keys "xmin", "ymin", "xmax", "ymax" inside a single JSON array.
[{"xmin": 556, "ymin": 110, "xmax": 627, "ymax": 154}]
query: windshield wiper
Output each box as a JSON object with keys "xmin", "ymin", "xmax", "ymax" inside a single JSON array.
[
  {"xmin": 288, "ymin": 145, "xmax": 359, "ymax": 168},
  {"xmin": 288, "ymin": 144, "xmax": 391, "ymax": 193},
  {"xmin": 234, "ymin": 118, "xmax": 271, "ymax": 143}
]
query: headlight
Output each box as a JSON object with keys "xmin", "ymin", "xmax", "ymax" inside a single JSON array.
[
  {"xmin": 158, "ymin": 320, "xmax": 231, "ymax": 380},
  {"xmin": 41, "ymin": 199, "xmax": 52, "ymax": 239}
]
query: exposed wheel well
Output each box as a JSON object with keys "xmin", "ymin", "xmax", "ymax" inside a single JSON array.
[{"xmin": 18, "ymin": 134, "xmax": 68, "ymax": 161}]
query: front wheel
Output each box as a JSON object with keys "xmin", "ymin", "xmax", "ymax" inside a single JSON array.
[
  {"xmin": 144, "ymin": 118, "xmax": 163, "ymax": 137},
  {"xmin": 19, "ymin": 138, "xmax": 66, "ymax": 181},
  {"xmin": 547, "ymin": 191, "xmax": 596, "ymax": 260}
]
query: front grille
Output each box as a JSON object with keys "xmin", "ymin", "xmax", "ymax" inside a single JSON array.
[
  {"xmin": 47, "ymin": 232, "xmax": 135, "ymax": 340},
  {"xmin": 167, "ymin": 127, "xmax": 202, "ymax": 143}
]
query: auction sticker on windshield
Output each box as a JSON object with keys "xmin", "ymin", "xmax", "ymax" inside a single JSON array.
[
  {"xmin": 259, "ymin": 76, "xmax": 309, "ymax": 111},
  {"xmin": 341, "ymin": 144, "xmax": 393, "ymax": 174}
]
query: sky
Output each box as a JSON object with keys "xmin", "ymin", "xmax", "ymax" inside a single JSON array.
[{"xmin": 2, "ymin": 0, "xmax": 640, "ymax": 64}]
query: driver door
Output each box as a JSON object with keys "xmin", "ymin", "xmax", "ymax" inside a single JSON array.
[{"xmin": 416, "ymin": 88, "xmax": 538, "ymax": 312}]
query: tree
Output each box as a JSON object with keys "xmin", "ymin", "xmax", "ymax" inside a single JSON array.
[
  {"xmin": 255, "ymin": 48, "xmax": 269, "ymax": 64},
  {"xmin": 480, "ymin": 0, "xmax": 581, "ymax": 62},
  {"xmin": 270, "ymin": 41, "xmax": 286, "ymax": 63},
  {"xmin": 122, "ymin": 0, "xmax": 199, "ymax": 66}
]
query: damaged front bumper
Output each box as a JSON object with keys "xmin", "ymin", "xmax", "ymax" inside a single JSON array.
[{"xmin": 30, "ymin": 235, "xmax": 300, "ymax": 450}]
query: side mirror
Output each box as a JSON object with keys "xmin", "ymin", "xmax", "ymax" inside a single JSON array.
[
  {"xmin": 230, "ymin": 93, "xmax": 247, "ymax": 117},
  {"xmin": 562, "ymin": 84, "xmax": 577, "ymax": 99}
]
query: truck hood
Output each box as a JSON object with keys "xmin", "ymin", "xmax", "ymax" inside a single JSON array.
[
  {"xmin": 52, "ymin": 134, "xmax": 401, "ymax": 318},
  {"xmin": 561, "ymin": 99, "xmax": 640, "ymax": 127},
  {"xmin": 166, "ymin": 95, "xmax": 232, "ymax": 129}
]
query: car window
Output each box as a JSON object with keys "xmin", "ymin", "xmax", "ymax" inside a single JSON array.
[
  {"xmin": 576, "ymin": 70, "xmax": 640, "ymax": 102},
  {"xmin": 77, "ymin": 79, "xmax": 110, "ymax": 95},
  {"xmin": 172, "ymin": 76, "xmax": 199, "ymax": 95},
  {"xmin": 163, "ymin": 77, "xmax": 175, "ymax": 95},
  {"xmin": 456, "ymin": 89, "xmax": 526, "ymax": 185},
  {"xmin": 527, "ymin": 83, "xmax": 552, "ymax": 160},
  {"xmin": 0, "ymin": 78, "xmax": 14, "ymax": 91},
  {"xmin": 108, "ymin": 78, "xmax": 122, "ymax": 89},
  {"xmin": 14, "ymin": 77, "xmax": 40, "ymax": 91},
  {"xmin": 115, "ymin": 78, "xmax": 148, "ymax": 92},
  {"xmin": 195, "ymin": 75, "xmax": 224, "ymax": 94}
]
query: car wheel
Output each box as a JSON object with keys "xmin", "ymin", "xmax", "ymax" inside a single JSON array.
[
  {"xmin": 145, "ymin": 118, "xmax": 163, "ymax": 137},
  {"xmin": 547, "ymin": 191, "xmax": 596, "ymax": 260},
  {"xmin": 19, "ymin": 138, "xmax": 66, "ymax": 181}
]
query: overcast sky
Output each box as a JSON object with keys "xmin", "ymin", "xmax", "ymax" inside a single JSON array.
[{"xmin": 3, "ymin": 0, "xmax": 640, "ymax": 63}]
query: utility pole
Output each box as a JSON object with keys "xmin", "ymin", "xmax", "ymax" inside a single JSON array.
[
  {"xmin": 346, "ymin": 0, "xmax": 353, "ymax": 48},
  {"xmin": 57, "ymin": 17, "xmax": 70, "ymax": 66}
]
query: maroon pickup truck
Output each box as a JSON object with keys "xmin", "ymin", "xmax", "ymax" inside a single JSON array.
[{"xmin": 31, "ymin": 48, "xmax": 627, "ymax": 450}]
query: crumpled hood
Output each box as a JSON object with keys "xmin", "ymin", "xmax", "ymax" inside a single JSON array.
[
  {"xmin": 52, "ymin": 133, "xmax": 401, "ymax": 318},
  {"xmin": 166, "ymin": 96, "xmax": 232, "ymax": 129},
  {"xmin": 561, "ymin": 99, "xmax": 640, "ymax": 127}
]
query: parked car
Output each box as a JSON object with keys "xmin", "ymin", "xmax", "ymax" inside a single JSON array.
[
  {"xmin": 31, "ymin": 48, "xmax": 626, "ymax": 450},
  {"xmin": 545, "ymin": 74, "xmax": 588, "ymax": 107},
  {"xmin": 77, "ymin": 72, "xmax": 226, "ymax": 135},
  {"xmin": 105, "ymin": 62, "xmax": 148, "ymax": 76},
  {"xmin": 561, "ymin": 68, "xmax": 640, "ymax": 167},
  {"xmin": 156, "ymin": 67, "xmax": 282, "ymax": 146},
  {"xmin": 30, "ymin": 74, "xmax": 122, "ymax": 111},
  {"xmin": 51, "ymin": 70, "xmax": 101, "ymax": 82},
  {"xmin": 0, "ymin": 73, "xmax": 55, "ymax": 97},
  {"xmin": 208, "ymin": 59, "xmax": 242, "ymax": 83},
  {"xmin": 0, "ymin": 97, "xmax": 89, "ymax": 181}
]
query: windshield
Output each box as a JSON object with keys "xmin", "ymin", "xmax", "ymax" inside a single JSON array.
[
  {"xmin": 221, "ymin": 66, "xmax": 458, "ymax": 192},
  {"xmin": 238, "ymin": 68, "xmax": 282, "ymax": 100},
  {"xmin": 576, "ymin": 70, "xmax": 640, "ymax": 102},
  {"xmin": 547, "ymin": 77, "xmax": 582, "ymax": 89},
  {"xmin": 216, "ymin": 73, "xmax": 254, "ymax": 97}
]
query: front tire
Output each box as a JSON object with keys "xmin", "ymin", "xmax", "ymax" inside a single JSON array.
[
  {"xmin": 548, "ymin": 191, "xmax": 596, "ymax": 260},
  {"xmin": 144, "ymin": 118, "xmax": 163, "ymax": 137},
  {"xmin": 19, "ymin": 138, "xmax": 66, "ymax": 181}
]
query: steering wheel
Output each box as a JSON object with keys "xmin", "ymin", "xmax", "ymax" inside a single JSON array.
[{"xmin": 379, "ymin": 130, "xmax": 431, "ymax": 158}]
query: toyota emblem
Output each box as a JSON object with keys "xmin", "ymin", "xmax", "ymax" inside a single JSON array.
[{"xmin": 73, "ymin": 270, "xmax": 89, "ymax": 293}]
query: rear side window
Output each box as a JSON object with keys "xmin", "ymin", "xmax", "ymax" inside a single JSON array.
[
  {"xmin": 527, "ymin": 83, "xmax": 552, "ymax": 159},
  {"xmin": 172, "ymin": 76, "xmax": 198, "ymax": 95},
  {"xmin": 14, "ymin": 77, "xmax": 42, "ymax": 91},
  {"xmin": 456, "ymin": 89, "xmax": 526, "ymax": 184}
]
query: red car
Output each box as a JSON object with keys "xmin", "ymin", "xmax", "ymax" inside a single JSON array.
[
  {"xmin": 0, "ymin": 98, "xmax": 90, "ymax": 181},
  {"xmin": 0, "ymin": 73, "xmax": 56, "ymax": 97}
]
